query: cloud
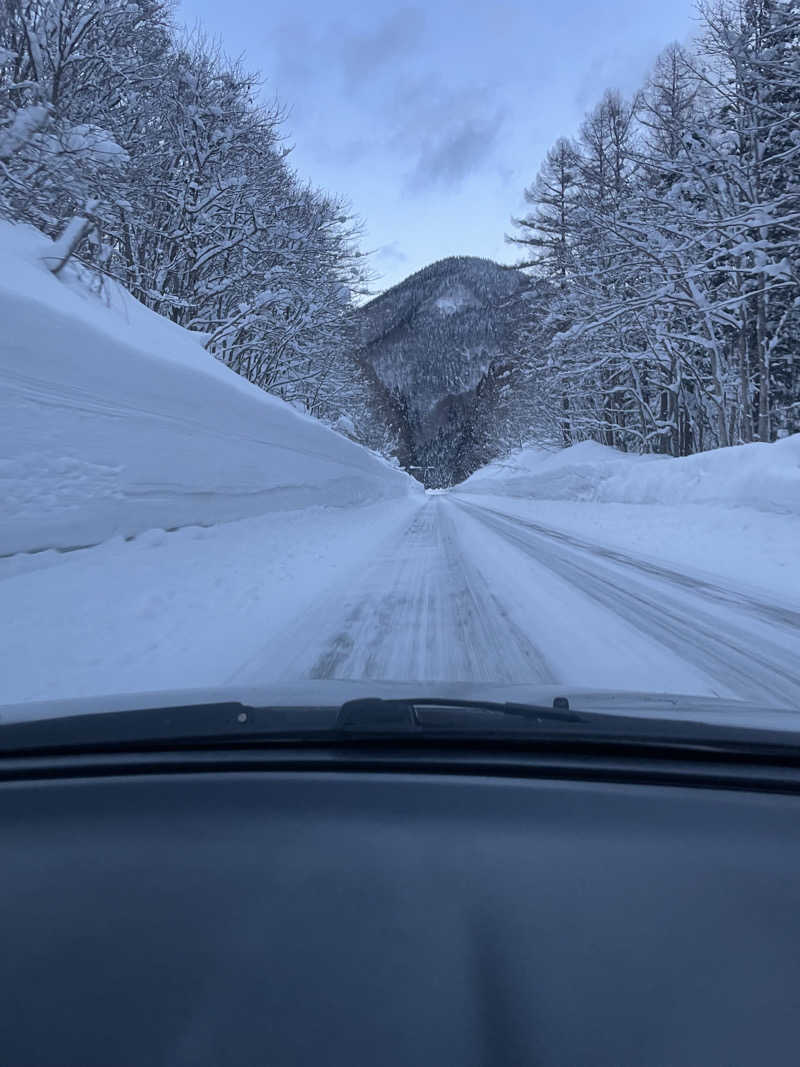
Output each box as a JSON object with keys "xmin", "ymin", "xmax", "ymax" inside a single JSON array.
[
  {"xmin": 261, "ymin": 11, "xmax": 509, "ymax": 207},
  {"xmin": 404, "ymin": 110, "xmax": 506, "ymax": 193},
  {"xmin": 268, "ymin": 20, "xmax": 316, "ymax": 93},
  {"xmin": 375, "ymin": 241, "xmax": 409, "ymax": 264},
  {"xmin": 267, "ymin": 9, "xmax": 426, "ymax": 101},
  {"xmin": 572, "ymin": 44, "xmax": 664, "ymax": 113},
  {"xmin": 338, "ymin": 8, "xmax": 427, "ymax": 92}
]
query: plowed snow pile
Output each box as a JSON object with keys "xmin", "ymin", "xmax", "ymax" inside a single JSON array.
[
  {"xmin": 0, "ymin": 222, "xmax": 417, "ymax": 555},
  {"xmin": 458, "ymin": 437, "xmax": 800, "ymax": 515}
]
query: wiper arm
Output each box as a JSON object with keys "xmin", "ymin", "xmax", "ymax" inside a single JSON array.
[
  {"xmin": 334, "ymin": 697, "xmax": 800, "ymax": 756},
  {"xmin": 2, "ymin": 694, "xmax": 799, "ymax": 759},
  {"xmin": 0, "ymin": 695, "xmax": 644, "ymax": 755},
  {"xmin": 0, "ymin": 701, "xmax": 340, "ymax": 755},
  {"xmin": 337, "ymin": 696, "xmax": 582, "ymax": 732}
]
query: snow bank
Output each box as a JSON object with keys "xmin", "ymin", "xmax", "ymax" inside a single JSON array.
[
  {"xmin": 458, "ymin": 437, "xmax": 800, "ymax": 515},
  {"xmin": 0, "ymin": 497, "xmax": 423, "ymax": 705},
  {"xmin": 0, "ymin": 222, "xmax": 418, "ymax": 555}
]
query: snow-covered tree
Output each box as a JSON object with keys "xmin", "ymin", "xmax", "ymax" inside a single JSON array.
[
  {"xmin": 0, "ymin": 0, "xmax": 168, "ymax": 242},
  {"xmin": 0, "ymin": 2, "xmax": 372, "ymax": 433},
  {"xmin": 507, "ymin": 0, "xmax": 799, "ymax": 457}
]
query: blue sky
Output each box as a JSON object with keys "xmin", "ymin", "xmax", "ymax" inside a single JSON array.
[{"xmin": 177, "ymin": 0, "xmax": 697, "ymax": 290}]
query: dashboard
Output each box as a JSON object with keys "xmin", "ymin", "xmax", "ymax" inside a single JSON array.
[{"xmin": 1, "ymin": 764, "xmax": 799, "ymax": 1065}]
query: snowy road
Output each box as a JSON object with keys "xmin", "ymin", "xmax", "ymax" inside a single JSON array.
[
  {"xmin": 3, "ymin": 491, "xmax": 800, "ymax": 708},
  {"xmin": 229, "ymin": 497, "xmax": 555, "ymax": 686},
  {"xmin": 4, "ymin": 222, "xmax": 798, "ymax": 713},
  {"xmin": 230, "ymin": 495, "xmax": 800, "ymax": 709}
]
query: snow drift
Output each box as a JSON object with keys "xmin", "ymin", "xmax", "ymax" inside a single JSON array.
[
  {"xmin": 0, "ymin": 223, "xmax": 418, "ymax": 555},
  {"xmin": 458, "ymin": 437, "xmax": 800, "ymax": 515}
]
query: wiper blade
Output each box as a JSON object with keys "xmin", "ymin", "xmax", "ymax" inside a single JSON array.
[
  {"xmin": 0, "ymin": 696, "xmax": 581, "ymax": 755},
  {"xmin": 334, "ymin": 697, "xmax": 800, "ymax": 755},
  {"xmin": 1, "ymin": 693, "xmax": 799, "ymax": 759},
  {"xmin": 0, "ymin": 701, "xmax": 340, "ymax": 755},
  {"xmin": 337, "ymin": 696, "xmax": 582, "ymax": 731}
]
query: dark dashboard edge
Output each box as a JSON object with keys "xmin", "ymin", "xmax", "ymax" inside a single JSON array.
[{"xmin": 4, "ymin": 745, "xmax": 800, "ymax": 795}]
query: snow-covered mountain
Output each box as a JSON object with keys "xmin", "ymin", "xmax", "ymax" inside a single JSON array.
[
  {"xmin": 352, "ymin": 257, "xmax": 528, "ymax": 484},
  {"xmin": 357, "ymin": 256, "xmax": 526, "ymax": 418}
]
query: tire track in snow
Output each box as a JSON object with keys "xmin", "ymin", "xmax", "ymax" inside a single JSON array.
[
  {"xmin": 453, "ymin": 496, "xmax": 800, "ymax": 630},
  {"xmin": 305, "ymin": 500, "xmax": 554, "ymax": 682},
  {"xmin": 234, "ymin": 498, "xmax": 555, "ymax": 685},
  {"xmin": 452, "ymin": 497, "xmax": 800, "ymax": 708}
]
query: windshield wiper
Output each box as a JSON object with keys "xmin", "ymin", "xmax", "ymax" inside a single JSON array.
[
  {"xmin": 0, "ymin": 696, "xmax": 579, "ymax": 755},
  {"xmin": 337, "ymin": 696, "xmax": 581, "ymax": 729},
  {"xmin": 0, "ymin": 701, "xmax": 338, "ymax": 755},
  {"xmin": 334, "ymin": 697, "xmax": 800, "ymax": 756},
  {"xmin": 0, "ymin": 694, "xmax": 799, "ymax": 758}
]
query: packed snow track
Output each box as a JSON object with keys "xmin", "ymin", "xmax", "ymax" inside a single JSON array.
[
  {"xmin": 230, "ymin": 495, "xmax": 800, "ymax": 709},
  {"xmin": 3, "ymin": 492, "xmax": 800, "ymax": 709}
]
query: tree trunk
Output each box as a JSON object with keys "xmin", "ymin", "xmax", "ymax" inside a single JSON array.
[
  {"xmin": 756, "ymin": 289, "xmax": 770, "ymax": 441},
  {"xmin": 738, "ymin": 317, "xmax": 753, "ymax": 443},
  {"xmin": 561, "ymin": 394, "xmax": 571, "ymax": 446}
]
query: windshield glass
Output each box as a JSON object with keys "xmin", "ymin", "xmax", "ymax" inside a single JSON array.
[{"xmin": 1, "ymin": 0, "xmax": 799, "ymax": 735}]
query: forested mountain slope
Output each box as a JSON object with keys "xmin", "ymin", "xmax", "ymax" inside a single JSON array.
[
  {"xmin": 357, "ymin": 257, "xmax": 524, "ymax": 416},
  {"xmin": 353, "ymin": 257, "xmax": 530, "ymax": 484}
]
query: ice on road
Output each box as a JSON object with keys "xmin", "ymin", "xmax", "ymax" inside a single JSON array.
[{"xmin": 4, "ymin": 492, "xmax": 798, "ymax": 709}]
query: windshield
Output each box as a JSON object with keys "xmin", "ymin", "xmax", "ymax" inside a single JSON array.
[{"xmin": 1, "ymin": 0, "xmax": 799, "ymax": 738}]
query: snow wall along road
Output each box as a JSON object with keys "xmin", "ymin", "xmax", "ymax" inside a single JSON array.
[{"xmin": 0, "ymin": 223, "xmax": 419, "ymax": 556}]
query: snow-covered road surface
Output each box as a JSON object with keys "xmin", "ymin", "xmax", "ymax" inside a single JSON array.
[
  {"xmin": 448, "ymin": 498, "xmax": 800, "ymax": 707},
  {"xmin": 229, "ymin": 498, "xmax": 556, "ymax": 686},
  {"xmin": 4, "ymin": 222, "xmax": 797, "ymax": 713},
  {"xmin": 232, "ymin": 494, "xmax": 800, "ymax": 707},
  {"xmin": 2, "ymin": 493, "xmax": 800, "ymax": 709}
]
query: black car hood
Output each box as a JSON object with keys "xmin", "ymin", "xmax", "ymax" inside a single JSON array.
[{"xmin": 1, "ymin": 680, "xmax": 798, "ymax": 732}]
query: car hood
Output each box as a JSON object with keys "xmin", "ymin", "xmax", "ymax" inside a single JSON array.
[{"xmin": 1, "ymin": 680, "xmax": 798, "ymax": 732}]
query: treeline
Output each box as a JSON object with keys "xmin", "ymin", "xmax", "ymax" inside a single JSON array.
[
  {"xmin": 508, "ymin": 0, "xmax": 799, "ymax": 455},
  {"xmin": 0, "ymin": 0, "xmax": 376, "ymax": 428}
]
